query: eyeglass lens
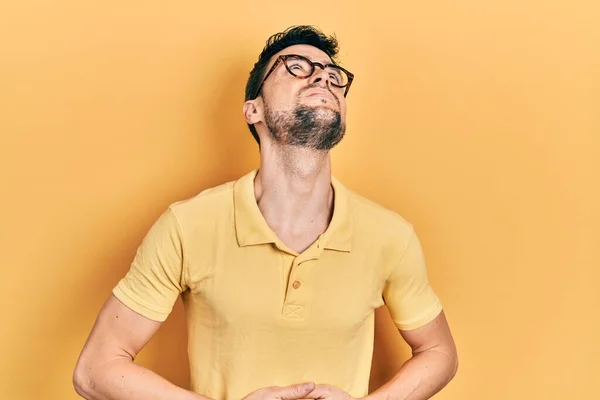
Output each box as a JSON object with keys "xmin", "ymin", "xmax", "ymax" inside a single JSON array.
[{"xmin": 284, "ymin": 56, "xmax": 348, "ymax": 86}]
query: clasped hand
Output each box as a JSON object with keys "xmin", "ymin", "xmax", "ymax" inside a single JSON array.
[{"xmin": 242, "ymin": 382, "xmax": 356, "ymax": 400}]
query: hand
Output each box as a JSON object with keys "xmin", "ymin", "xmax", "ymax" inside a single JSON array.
[
  {"xmin": 307, "ymin": 384, "xmax": 356, "ymax": 400},
  {"xmin": 242, "ymin": 382, "xmax": 317, "ymax": 400}
]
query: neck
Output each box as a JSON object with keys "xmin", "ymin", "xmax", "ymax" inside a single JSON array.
[{"xmin": 254, "ymin": 141, "xmax": 334, "ymax": 237}]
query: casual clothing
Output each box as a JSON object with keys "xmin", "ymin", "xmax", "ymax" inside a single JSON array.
[{"xmin": 113, "ymin": 169, "xmax": 442, "ymax": 399}]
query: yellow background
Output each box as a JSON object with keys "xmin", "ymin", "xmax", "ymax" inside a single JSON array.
[{"xmin": 1, "ymin": 1, "xmax": 599, "ymax": 399}]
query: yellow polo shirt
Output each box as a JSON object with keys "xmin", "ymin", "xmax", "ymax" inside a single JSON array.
[{"xmin": 113, "ymin": 169, "xmax": 442, "ymax": 399}]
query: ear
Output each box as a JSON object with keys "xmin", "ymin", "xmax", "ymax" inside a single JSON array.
[{"xmin": 243, "ymin": 98, "xmax": 264, "ymax": 125}]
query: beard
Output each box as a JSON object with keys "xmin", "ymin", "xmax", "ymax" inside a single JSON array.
[{"xmin": 263, "ymin": 97, "xmax": 345, "ymax": 151}]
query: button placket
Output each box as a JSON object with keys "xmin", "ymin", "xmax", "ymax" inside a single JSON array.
[
  {"xmin": 286, "ymin": 260, "xmax": 303, "ymax": 299},
  {"xmin": 280, "ymin": 240, "xmax": 322, "ymax": 320},
  {"xmin": 282, "ymin": 259, "xmax": 313, "ymax": 320}
]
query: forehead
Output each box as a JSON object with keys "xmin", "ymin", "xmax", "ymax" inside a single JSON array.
[{"xmin": 268, "ymin": 44, "xmax": 333, "ymax": 68}]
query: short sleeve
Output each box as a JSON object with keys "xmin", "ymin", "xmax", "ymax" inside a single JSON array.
[
  {"xmin": 383, "ymin": 230, "xmax": 442, "ymax": 330},
  {"xmin": 112, "ymin": 207, "xmax": 187, "ymax": 322}
]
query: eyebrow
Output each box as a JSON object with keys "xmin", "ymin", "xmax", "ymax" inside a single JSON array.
[{"xmin": 283, "ymin": 54, "xmax": 334, "ymax": 66}]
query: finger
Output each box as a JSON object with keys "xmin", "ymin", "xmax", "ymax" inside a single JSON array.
[
  {"xmin": 304, "ymin": 384, "xmax": 330, "ymax": 399},
  {"xmin": 275, "ymin": 382, "xmax": 316, "ymax": 399}
]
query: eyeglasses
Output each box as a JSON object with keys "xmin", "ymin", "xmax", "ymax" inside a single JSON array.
[{"xmin": 253, "ymin": 54, "xmax": 354, "ymax": 99}]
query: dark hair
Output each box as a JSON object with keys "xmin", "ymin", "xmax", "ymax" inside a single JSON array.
[{"xmin": 244, "ymin": 25, "xmax": 340, "ymax": 145}]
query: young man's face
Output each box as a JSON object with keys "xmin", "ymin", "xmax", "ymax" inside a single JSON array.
[{"xmin": 256, "ymin": 44, "xmax": 348, "ymax": 150}]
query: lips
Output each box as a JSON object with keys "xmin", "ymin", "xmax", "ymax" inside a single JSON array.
[{"xmin": 304, "ymin": 89, "xmax": 334, "ymax": 100}]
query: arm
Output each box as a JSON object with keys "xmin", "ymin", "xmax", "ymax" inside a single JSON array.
[
  {"xmin": 73, "ymin": 295, "xmax": 325, "ymax": 400},
  {"xmin": 310, "ymin": 230, "xmax": 458, "ymax": 400},
  {"xmin": 73, "ymin": 294, "xmax": 209, "ymax": 400},
  {"xmin": 73, "ymin": 208, "xmax": 319, "ymax": 400},
  {"xmin": 369, "ymin": 229, "xmax": 457, "ymax": 399},
  {"xmin": 308, "ymin": 311, "xmax": 457, "ymax": 400},
  {"xmin": 366, "ymin": 311, "xmax": 458, "ymax": 400}
]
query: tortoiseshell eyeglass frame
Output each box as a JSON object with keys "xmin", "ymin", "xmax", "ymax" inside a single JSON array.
[{"xmin": 252, "ymin": 54, "xmax": 354, "ymax": 99}]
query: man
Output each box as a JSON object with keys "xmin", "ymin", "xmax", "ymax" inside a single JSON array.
[{"xmin": 73, "ymin": 26, "xmax": 458, "ymax": 400}]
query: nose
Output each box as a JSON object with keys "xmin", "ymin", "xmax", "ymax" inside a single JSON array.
[{"xmin": 308, "ymin": 65, "xmax": 331, "ymax": 88}]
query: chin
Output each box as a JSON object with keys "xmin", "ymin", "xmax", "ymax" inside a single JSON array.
[{"xmin": 304, "ymin": 99, "xmax": 339, "ymax": 111}]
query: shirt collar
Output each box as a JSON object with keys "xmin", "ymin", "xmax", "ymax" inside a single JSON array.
[{"xmin": 233, "ymin": 169, "xmax": 353, "ymax": 252}]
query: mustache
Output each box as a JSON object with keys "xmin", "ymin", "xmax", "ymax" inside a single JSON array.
[{"xmin": 298, "ymin": 84, "xmax": 340, "ymax": 107}]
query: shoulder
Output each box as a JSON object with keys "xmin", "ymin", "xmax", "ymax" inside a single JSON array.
[
  {"xmin": 347, "ymin": 186, "xmax": 413, "ymax": 233},
  {"xmin": 165, "ymin": 179, "xmax": 237, "ymax": 231},
  {"xmin": 338, "ymin": 180, "xmax": 416, "ymax": 254}
]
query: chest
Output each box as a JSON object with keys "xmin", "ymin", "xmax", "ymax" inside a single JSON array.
[{"xmin": 185, "ymin": 245, "xmax": 387, "ymax": 332}]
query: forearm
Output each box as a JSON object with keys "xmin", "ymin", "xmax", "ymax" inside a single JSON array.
[
  {"xmin": 73, "ymin": 358, "xmax": 210, "ymax": 400},
  {"xmin": 366, "ymin": 348, "xmax": 458, "ymax": 400}
]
